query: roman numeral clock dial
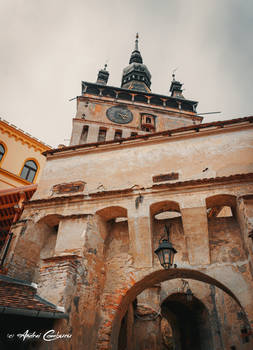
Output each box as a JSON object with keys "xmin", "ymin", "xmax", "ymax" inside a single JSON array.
[{"xmin": 106, "ymin": 106, "xmax": 133, "ymax": 124}]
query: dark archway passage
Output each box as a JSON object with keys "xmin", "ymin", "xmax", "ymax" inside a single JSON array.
[
  {"xmin": 108, "ymin": 268, "xmax": 250, "ymax": 350},
  {"xmin": 117, "ymin": 291, "xmax": 213, "ymax": 350},
  {"xmin": 161, "ymin": 293, "xmax": 213, "ymax": 350}
]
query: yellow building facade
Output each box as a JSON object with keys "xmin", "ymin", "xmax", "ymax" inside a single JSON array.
[
  {"xmin": 0, "ymin": 117, "xmax": 50, "ymax": 189},
  {"xmin": 0, "ymin": 117, "xmax": 51, "ymax": 257}
]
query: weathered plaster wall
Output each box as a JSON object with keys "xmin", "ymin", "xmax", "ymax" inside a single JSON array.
[
  {"xmin": 35, "ymin": 126, "xmax": 253, "ymax": 199},
  {"xmin": 71, "ymin": 97, "xmax": 196, "ymax": 145},
  {"xmin": 208, "ymin": 217, "xmax": 246, "ymax": 263}
]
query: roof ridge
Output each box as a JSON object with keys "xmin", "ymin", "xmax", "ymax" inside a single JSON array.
[{"xmin": 0, "ymin": 274, "xmax": 37, "ymax": 289}]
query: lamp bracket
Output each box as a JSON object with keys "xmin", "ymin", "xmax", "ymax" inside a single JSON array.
[
  {"xmin": 164, "ymin": 224, "xmax": 171, "ymax": 240},
  {"xmin": 181, "ymin": 279, "xmax": 190, "ymax": 292}
]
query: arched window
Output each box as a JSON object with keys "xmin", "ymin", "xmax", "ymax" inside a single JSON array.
[
  {"xmin": 0, "ymin": 144, "xmax": 5, "ymax": 161},
  {"xmin": 20, "ymin": 160, "xmax": 38, "ymax": 182}
]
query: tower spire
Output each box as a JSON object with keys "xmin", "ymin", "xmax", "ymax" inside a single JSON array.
[
  {"xmin": 121, "ymin": 34, "xmax": 151, "ymax": 92},
  {"xmin": 135, "ymin": 33, "xmax": 139, "ymax": 51},
  {"xmin": 129, "ymin": 33, "xmax": 143, "ymax": 64}
]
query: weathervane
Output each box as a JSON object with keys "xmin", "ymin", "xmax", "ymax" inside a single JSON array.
[{"xmin": 172, "ymin": 67, "xmax": 178, "ymax": 81}]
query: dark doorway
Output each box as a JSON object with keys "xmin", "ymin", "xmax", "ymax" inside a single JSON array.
[{"xmin": 161, "ymin": 293, "xmax": 213, "ymax": 350}]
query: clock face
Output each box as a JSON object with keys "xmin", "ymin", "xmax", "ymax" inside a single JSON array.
[{"xmin": 106, "ymin": 106, "xmax": 133, "ymax": 124}]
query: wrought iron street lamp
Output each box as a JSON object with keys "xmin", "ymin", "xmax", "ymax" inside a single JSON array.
[
  {"xmin": 155, "ymin": 225, "xmax": 177, "ymax": 269},
  {"xmin": 180, "ymin": 279, "xmax": 194, "ymax": 302},
  {"xmin": 186, "ymin": 287, "xmax": 193, "ymax": 302}
]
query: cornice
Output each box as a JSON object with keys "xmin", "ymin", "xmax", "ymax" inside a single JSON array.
[
  {"xmin": 24, "ymin": 173, "xmax": 253, "ymax": 207},
  {"xmin": 0, "ymin": 118, "xmax": 51, "ymax": 153},
  {"xmin": 77, "ymin": 94, "xmax": 200, "ymax": 120},
  {"xmin": 81, "ymin": 81, "xmax": 199, "ymax": 106},
  {"xmin": 0, "ymin": 167, "xmax": 31, "ymax": 186}
]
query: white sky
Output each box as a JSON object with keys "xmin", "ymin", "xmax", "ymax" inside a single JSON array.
[{"xmin": 0, "ymin": 0, "xmax": 252, "ymax": 148}]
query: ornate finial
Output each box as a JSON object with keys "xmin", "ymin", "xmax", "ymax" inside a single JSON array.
[
  {"xmin": 172, "ymin": 68, "xmax": 178, "ymax": 81},
  {"xmin": 104, "ymin": 63, "xmax": 107, "ymax": 71},
  {"xmin": 135, "ymin": 32, "xmax": 139, "ymax": 51}
]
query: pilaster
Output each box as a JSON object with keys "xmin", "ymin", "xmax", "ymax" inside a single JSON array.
[
  {"xmin": 128, "ymin": 203, "xmax": 153, "ymax": 268},
  {"xmin": 181, "ymin": 206, "xmax": 210, "ymax": 265}
]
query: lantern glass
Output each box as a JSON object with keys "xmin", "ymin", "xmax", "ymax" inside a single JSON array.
[{"xmin": 155, "ymin": 239, "xmax": 177, "ymax": 269}]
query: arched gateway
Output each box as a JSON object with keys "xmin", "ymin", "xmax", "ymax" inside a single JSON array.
[{"xmin": 105, "ymin": 268, "xmax": 250, "ymax": 350}]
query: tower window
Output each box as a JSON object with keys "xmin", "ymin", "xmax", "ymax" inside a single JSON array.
[
  {"xmin": 80, "ymin": 125, "xmax": 89, "ymax": 143},
  {"xmin": 114, "ymin": 130, "xmax": 122, "ymax": 140},
  {"xmin": 141, "ymin": 114, "xmax": 156, "ymax": 132},
  {"xmin": 0, "ymin": 144, "xmax": 5, "ymax": 161},
  {"xmin": 20, "ymin": 160, "xmax": 38, "ymax": 183},
  {"xmin": 98, "ymin": 128, "xmax": 107, "ymax": 142}
]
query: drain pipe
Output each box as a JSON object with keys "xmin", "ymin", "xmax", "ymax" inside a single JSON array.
[{"xmin": 0, "ymin": 306, "xmax": 68, "ymax": 319}]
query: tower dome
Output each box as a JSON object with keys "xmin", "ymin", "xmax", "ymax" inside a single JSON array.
[{"xmin": 121, "ymin": 34, "xmax": 151, "ymax": 93}]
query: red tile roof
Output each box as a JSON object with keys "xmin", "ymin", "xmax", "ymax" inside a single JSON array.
[
  {"xmin": 0, "ymin": 275, "xmax": 66, "ymax": 319},
  {"xmin": 0, "ymin": 185, "xmax": 37, "ymax": 251}
]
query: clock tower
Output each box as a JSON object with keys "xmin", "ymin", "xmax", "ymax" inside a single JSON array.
[{"xmin": 70, "ymin": 35, "xmax": 202, "ymax": 145}]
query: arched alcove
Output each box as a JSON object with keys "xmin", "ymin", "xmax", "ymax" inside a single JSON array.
[
  {"xmin": 36, "ymin": 214, "xmax": 62, "ymax": 260},
  {"xmin": 96, "ymin": 205, "xmax": 129, "ymax": 257},
  {"xmin": 96, "ymin": 206, "xmax": 127, "ymax": 221},
  {"xmin": 206, "ymin": 194, "xmax": 237, "ymax": 218},
  {"xmin": 150, "ymin": 201, "xmax": 187, "ymax": 267},
  {"xmin": 205, "ymin": 194, "xmax": 245, "ymax": 264}
]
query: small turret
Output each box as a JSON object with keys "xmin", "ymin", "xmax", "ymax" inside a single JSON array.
[
  {"xmin": 169, "ymin": 73, "xmax": 184, "ymax": 98},
  {"xmin": 96, "ymin": 64, "xmax": 109, "ymax": 85}
]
